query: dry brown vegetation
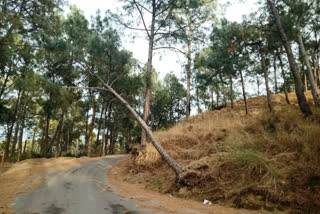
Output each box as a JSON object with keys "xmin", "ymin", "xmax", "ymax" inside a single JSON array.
[
  {"xmin": 0, "ymin": 157, "xmax": 100, "ymax": 214},
  {"xmin": 109, "ymin": 159, "xmax": 260, "ymax": 214},
  {"xmin": 125, "ymin": 91, "xmax": 320, "ymax": 214}
]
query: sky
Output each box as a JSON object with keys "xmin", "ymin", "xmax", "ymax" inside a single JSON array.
[{"xmin": 66, "ymin": 0, "xmax": 259, "ymax": 80}]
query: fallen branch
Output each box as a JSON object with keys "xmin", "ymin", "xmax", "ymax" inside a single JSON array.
[{"xmin": 78, "ymin": 66, "xmax": 184, "ymax": 178}]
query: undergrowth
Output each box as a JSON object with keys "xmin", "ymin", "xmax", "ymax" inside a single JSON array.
[{"xmin": 126, "ymin": 91, "xmax": 320, "ymax": 214}]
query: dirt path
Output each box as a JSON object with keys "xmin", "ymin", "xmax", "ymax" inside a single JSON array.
[
  {"xmin": 12, "ymin": 156, "xmax": 154, "ymax": 214},
  {"xmin": 6, "ymin": 156, "xmax": 267, "ymax": 214}
]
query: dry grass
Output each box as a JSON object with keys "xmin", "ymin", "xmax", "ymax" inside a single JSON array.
[{"xmin": 125, "ymin": 91, "xmax": 320, "ymax": 214}]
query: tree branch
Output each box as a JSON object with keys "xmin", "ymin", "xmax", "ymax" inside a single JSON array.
[
  {"xmin": 132, "ymin": 0, "xmax": 151, "ymax": 39},
  {"xmin": 153, "ymin": 46, "xmax": 187, "ymax": 56}
]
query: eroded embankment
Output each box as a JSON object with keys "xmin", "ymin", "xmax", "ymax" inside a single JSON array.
[{"xmin": 121, "ymin": 91, "xmax": 320, "ymax": 214}]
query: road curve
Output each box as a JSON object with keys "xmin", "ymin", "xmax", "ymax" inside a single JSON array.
[{"xmin": 13, "ymin": 156, "xmax": 154, "ymax": 214}]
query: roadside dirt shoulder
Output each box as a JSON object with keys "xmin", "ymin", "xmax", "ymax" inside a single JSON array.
[{"xmin": 108, "ymin": 157, "xmax": 264, "ymax": 214}]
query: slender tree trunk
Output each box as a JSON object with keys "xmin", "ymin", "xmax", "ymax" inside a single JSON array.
[
  {"xmin": 55, "ymin": 113, "xmax": 64, "ymax": 158},
  {"xmin": 43, "ymin": 114, "xmax": 50, "ymax": 156},
  {"xmin": 11, "ymin": 91, "xmax": 25, "ymax": 158},
  {"xmin": 278, "ymin": 52, "xmax": 290, "ymax": 104},
  {"xmin": 85, "ymin": 107, "xmax": 89, "ymax": 151},
  {"xmin": 297, "ymin": 23, "xmax": 320, "ymax": 106},
  {"xmin": 88, "ymin": 70, "xmax": 183, "ymax": 177},
  {"xmin": 101, "ymin": 108, "xmax": 106, "ymax": 157},
  {"xmin": 216, "ymin": 86, "xmax": 220, "ymax": 106},
  {"xmin": 240, "ymin": 70, "xmax": 248, "ymax": 114},
  {"xmin": 1, "ymin": 89, "xmax": 22, "ymax": 166},
  {"xmin": 95, "ymin": 105, "xmax": 104, "ymax": 146},
  {"xmin": 260, "ymin": 49, "xmax": 273, "ymax": 112},
  {"xmin": 186, "ymin": 26, "xmax": 193, "ymax": 118},
  {"xmin": 68, "ymin": 124, "xmax": 74, "ymax": 154},
  {"xmin": 76, "ymin": 140, "xmax": 79, "ymax": 157},
  {"xmin": 23, "ymin": 140, "xmax": 27, "ymax": 155},
  {"xmin": 47, "ymin": 115, "xmax": 63, "ymax": 154},
  {"xmin": 316, "ymin": 50, "xmax": 320, "ymax": 87},
  {"xmin": 195, "ymin": 78, "xmax": 201, "ymax": 113},
  {"xmin": 229, "ymin": 75, "xmax": 234, "ymax": 108},
  {"xmin": 312, "ymin": 55, "xmax": 318, "ymax": 88},
  {"xmin": 88, "ymin": 102, "xmax": 96, "ymax": 157},
  {"xmin": 17, "ymin": 115, "xmax": 25, "ymax": 162},
  {"xmin": 273, "ymin": 53, "xmax": 278, "ymax": 93},
  {"xmin": 1, "ymin": 124, "xmax": 14, "ymax": 166},
  {"xmin": 109, "ymin": 129, "xmax": 114, "ymax": 155},
  {"xmin": 30, "ymin": 130, "xmax": 36, "ymax": 156},
  {"xmin": 40, "ymin": 125, "xmax": 45, "ymax": 155},
  {"xmin": 141, "ymin": 1, "xmax": 156, "ymax": 145},
  {"xmin": 267, "ymin": 0, "xmax": 312, "ymax": 116},
  {"xmin": 257, "ymin": 77, "xmax": 261, "ymax": 96},
  {"xmin": 102, "ymin": 102, "xmax": 112, "ymax": 156},
  {"xmin": 104, "ymin": 129, "xmax": 110, "ymax": 156},
  {"xmin": 304, "ymin": 71, "xmax": 308, "ymax": 91},
  {"xmin": 11, "ymin": 121, "xmax": 20, "ymax": 158}
]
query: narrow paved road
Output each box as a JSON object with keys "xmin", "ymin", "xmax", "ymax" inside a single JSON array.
[{"xmin": 13, "ymin": 156, "xmax": 154, "ymax": 214}]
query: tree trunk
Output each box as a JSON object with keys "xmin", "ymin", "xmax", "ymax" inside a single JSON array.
[
  {"xmin": 296, "ymin": 23, "xmax": 320, "ymax": 106},
  {"xmin": 30, "ymin": 130, "xmax": 36, "ymax": 156},
  {"xmin": 88, "ymin": 102, "xmax": 96, "ymax": 157},
  {"xmin": 95, "ymin": 105, "xmax": 104, "ymax": 147},
  {"xmin": 278, "ymin": 52, "xmax": 290, "ymax": 104},
  {"xmin": 141, "ymin": 1, "xmax": 156, "ymax": 145},
  {"xmin": 101, "ymin": 110, "xmax": 106, "ymax": 157},
  {"xmin": 11, "ymin": 121, "xmax": 20, "ymax": 158},
  {"xmin": 104, "ymin": 129, "xmax": 110, "ymax": 156},
  {"xmin": 102, "ymin": 102, "xmax": 112, "ymax": 156},
  {"xmin": 17, "ymin": 115, "xmax": 25, "ymax": 162},
  {"xmin": 47, "ymin": 114, "xmax": 63, "ymax": 154},
  {"xmin": 85, "ymin": 107, "xmax": 89, "ymax": 151},
  {"xmin": 40, "ymin": 125, "xmax": 45, "ymax": 155},
  {"xmin": 195, "ymin": 78, "xmax": 201, "ymax": 113},
  {"xmin": 273, "ymin": 53, "xmax": 278, "ymax": 93},
  {"xmin": 229, "ymin": 75, "xmax": 234, "ymax": 108},
  {"xmin": 257, "ymin": 77, "xmax": 261, "ymax": 96},
  {"xmin": 88, "ymin": 70, "xmax": 183, "ymax": 177},
  {"xmin": 1, "ymin": 89, "xmax": 22, "ymax": 166},
  {"xmin": 186, "ymin": 25, "xmax": 193, "ymax": 118},
  {"xmin": 304, "ymin": 71, "xmax": 308, "ymax": 91},
  {"xmin": 23, "ymin": 140, "xmax": 27, "ymax": 155},
  {"xmin": 68, "ymin": 123, "xmax": 74, "ymax": 154},
  {"xmin": 13, "ymin": 92, "xmax": 26, "ymax": 159},
  {"xmin": 216, "ymin": 86, "xmax": 220, "ymax": 106},
  {"xmin": 43, "ymin": 114, "xmax": 50, "ymax": 156},
  {"xmin": 260, "ymin": 49, "xmax": 273, "ymax": 112},
  {"xmin": 267, "ymin": 0, "xmax": 312, "ymax": 116},
  {"xmin": 240, "ymin": 70, "xmax": 248, "ymax": 115},
  {"xmin": 313, "ymin": 56, "xmax": 319, "ymax": 88},
  {"xmin": 55, "ymin": 113, "xmax": 64, "ymax": 158},
  {"xmin": 109, "ymin": 130, "xmax": 114, "ymax": 155}
]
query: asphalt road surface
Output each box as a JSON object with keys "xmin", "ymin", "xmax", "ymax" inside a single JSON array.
[{"xmin": 13, "ymin": 156, "xmax": 155, "ymax": 214}]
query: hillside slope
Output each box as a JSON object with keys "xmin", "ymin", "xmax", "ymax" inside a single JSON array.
[{"xmin": 125, "ymin": 91, "xmax": 320, "ymax": 214}]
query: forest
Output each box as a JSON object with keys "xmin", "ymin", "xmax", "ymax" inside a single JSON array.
[
  {"xmin": 0, "ymin": 0, "xmax": 319, "ymax": 158},
  {"xmin": 0, "ymin": 0, "xmax": 320, "ymax": 161},
  {"xmin": 1, "ymin": 0, "xmax": 320, "ymax": 212}
]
